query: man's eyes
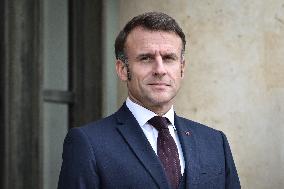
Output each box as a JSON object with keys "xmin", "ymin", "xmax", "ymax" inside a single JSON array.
[
  {"xmin": 140, "ymin": 56, "xmax": 152, "ymax": 62},
  {"xmin": 139, "ymin": 55, "xmax": 178, "ymax": 63},
  {"xmin": 163, "ymin": 55, "xmax": 177, "ymax": 61}
]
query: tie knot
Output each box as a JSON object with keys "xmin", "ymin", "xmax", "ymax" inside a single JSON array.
[{"xmin": 148, "ymin": 116, "xmax": 169, "ymax": 131}]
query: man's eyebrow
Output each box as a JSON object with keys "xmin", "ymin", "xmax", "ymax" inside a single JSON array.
[
  {"xmin": 164, "ymin": 52, "xmax": 178, "ymax": 56},
  {"xmin": 135, "ymin": 52, "xmax": 179, "ymax": 60},
  {"xmin": 135, "ymin": 53, "xmax": 154, "ymax": 59},
  {"xmin": 161, "ymin": 52, "xmax": 179, "ymax": 58}
]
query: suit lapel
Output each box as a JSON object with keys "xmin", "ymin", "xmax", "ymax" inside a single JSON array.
[
  {"xmin": 175, "ymin": 115, "xmax": 200, "ymax": 189},
  {"xmin": 115, "ymin": 104, "xmax": 170, "ymax": 189}
]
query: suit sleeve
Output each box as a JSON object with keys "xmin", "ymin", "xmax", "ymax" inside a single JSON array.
[
  {"xmin": 220, "ymin": 131, "xmax": 241, "ymax": 189},
  {"xmin": 57, "ymin": 128, "xmax": 100, "ymax": 189}
]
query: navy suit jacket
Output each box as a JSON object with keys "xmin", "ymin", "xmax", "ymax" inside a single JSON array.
[{"xmin": 58, "ymin": 103, "xmax": 240, "ymax": 189}]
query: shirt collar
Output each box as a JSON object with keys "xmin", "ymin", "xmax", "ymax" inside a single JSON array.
[{"xmin": 126, "ymin": 97, "xmax": 175, "ymax": 128}]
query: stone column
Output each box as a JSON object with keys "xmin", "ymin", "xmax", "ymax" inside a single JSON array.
[{"xmin": 1, "ymin": 0, "xmax": 43, "ymax": 188}]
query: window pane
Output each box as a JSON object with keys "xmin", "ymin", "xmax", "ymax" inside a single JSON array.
[
  {"xmin": 42, "ymin": 0, "xmax": 68, "ymax": 188},
  {"xmin": 43, "ymin": 103, "xmax": 68, "ymax": 189}
]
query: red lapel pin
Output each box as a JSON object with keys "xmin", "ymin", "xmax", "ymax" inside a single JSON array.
[{"xmin": 185, "ymin": 131, "xmax": 191, "ymax": 136}]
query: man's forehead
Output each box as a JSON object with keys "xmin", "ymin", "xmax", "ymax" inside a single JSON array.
[
  {"xmin": 127, "ymin": 26, "xmax": 180, "ymax": 40},
  {"xmin": 125, "ymin": 27, "xmax": 182, "ymax": 52}
]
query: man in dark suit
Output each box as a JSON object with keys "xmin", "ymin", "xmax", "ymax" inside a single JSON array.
[{"xmin": 58, "ymin": 12, "xmax": 241, "ymax": 189}]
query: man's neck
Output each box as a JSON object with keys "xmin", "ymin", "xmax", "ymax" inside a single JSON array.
[{"xmin": 127, "ymin": 96, "xmax": 174, "ymax": 116}]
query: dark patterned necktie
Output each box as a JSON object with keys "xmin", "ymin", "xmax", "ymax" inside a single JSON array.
[{"xmin": 148, "ymin": 116, "xmax": 181, "ymax": 189}]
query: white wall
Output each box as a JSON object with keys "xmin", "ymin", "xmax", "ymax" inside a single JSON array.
[{"xmin": 117, "ymin": 1, "xmax": 284, "ymax": 188}]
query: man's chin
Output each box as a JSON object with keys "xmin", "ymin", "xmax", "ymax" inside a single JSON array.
[{"xmin": 147, "ymin": 96, "xmax": 172, "ymax": 106}]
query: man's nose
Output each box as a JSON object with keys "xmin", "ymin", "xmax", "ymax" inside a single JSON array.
[{"xmin": 153, "ymin": 56, "xmax": 166, "ymax": 76}]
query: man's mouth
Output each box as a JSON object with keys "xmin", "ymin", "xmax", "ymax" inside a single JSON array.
[
  {"xmin": 149, "ymin": 83, "xmax": 169, "ymax": 86},
  {"xmin": 148, "ymin": 83, "xmax": 171, "ymax": 88}
]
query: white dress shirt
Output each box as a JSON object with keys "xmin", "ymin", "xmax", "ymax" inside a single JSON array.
[{"xmin": 126, "ymin": 97, "xmax": 185, "ymax": 174}]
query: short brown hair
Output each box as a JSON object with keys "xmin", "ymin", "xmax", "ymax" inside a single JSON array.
[{"xmin": 115, "ymin": 12, "xmax": 186, "ymax": 62}]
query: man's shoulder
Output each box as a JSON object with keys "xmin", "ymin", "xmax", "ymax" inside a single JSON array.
[
  {"xmin": 66, "ymin": 113, "xmax": 119, "ymax": 144},
  {"xmin": 81, "ymin": 113, "xmax": 118, "ymax": 131},
  {"xmin": 175, "ymin": 115, "xmax": 227, "ymax": 146},
  {"xmin": 175, "ymin": 115, "xmax": 221, "ymax": 135}
]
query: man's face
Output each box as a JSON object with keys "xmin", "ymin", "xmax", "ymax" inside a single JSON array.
[{"xmin": 116, "ymin": 27, "xmax": 185, "ymax": 114}]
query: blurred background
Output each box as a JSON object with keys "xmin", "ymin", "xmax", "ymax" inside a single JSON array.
[{"xmin": 1, "ymin": 0, "xmax": 283, "ymax": 188}]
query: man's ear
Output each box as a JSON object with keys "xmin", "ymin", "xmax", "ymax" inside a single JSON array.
[
  {"xmin": 181, "ymin": 59, "xmax": 186, "ymax": 78},
  {"xmin": 116, "ymin": 60, "xmax": 128, "ymax": 81}
]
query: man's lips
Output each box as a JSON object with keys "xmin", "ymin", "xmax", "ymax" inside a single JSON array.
[{"xmin": 148, "ymin": 83, "xmax": 171, "ymax": 86}]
